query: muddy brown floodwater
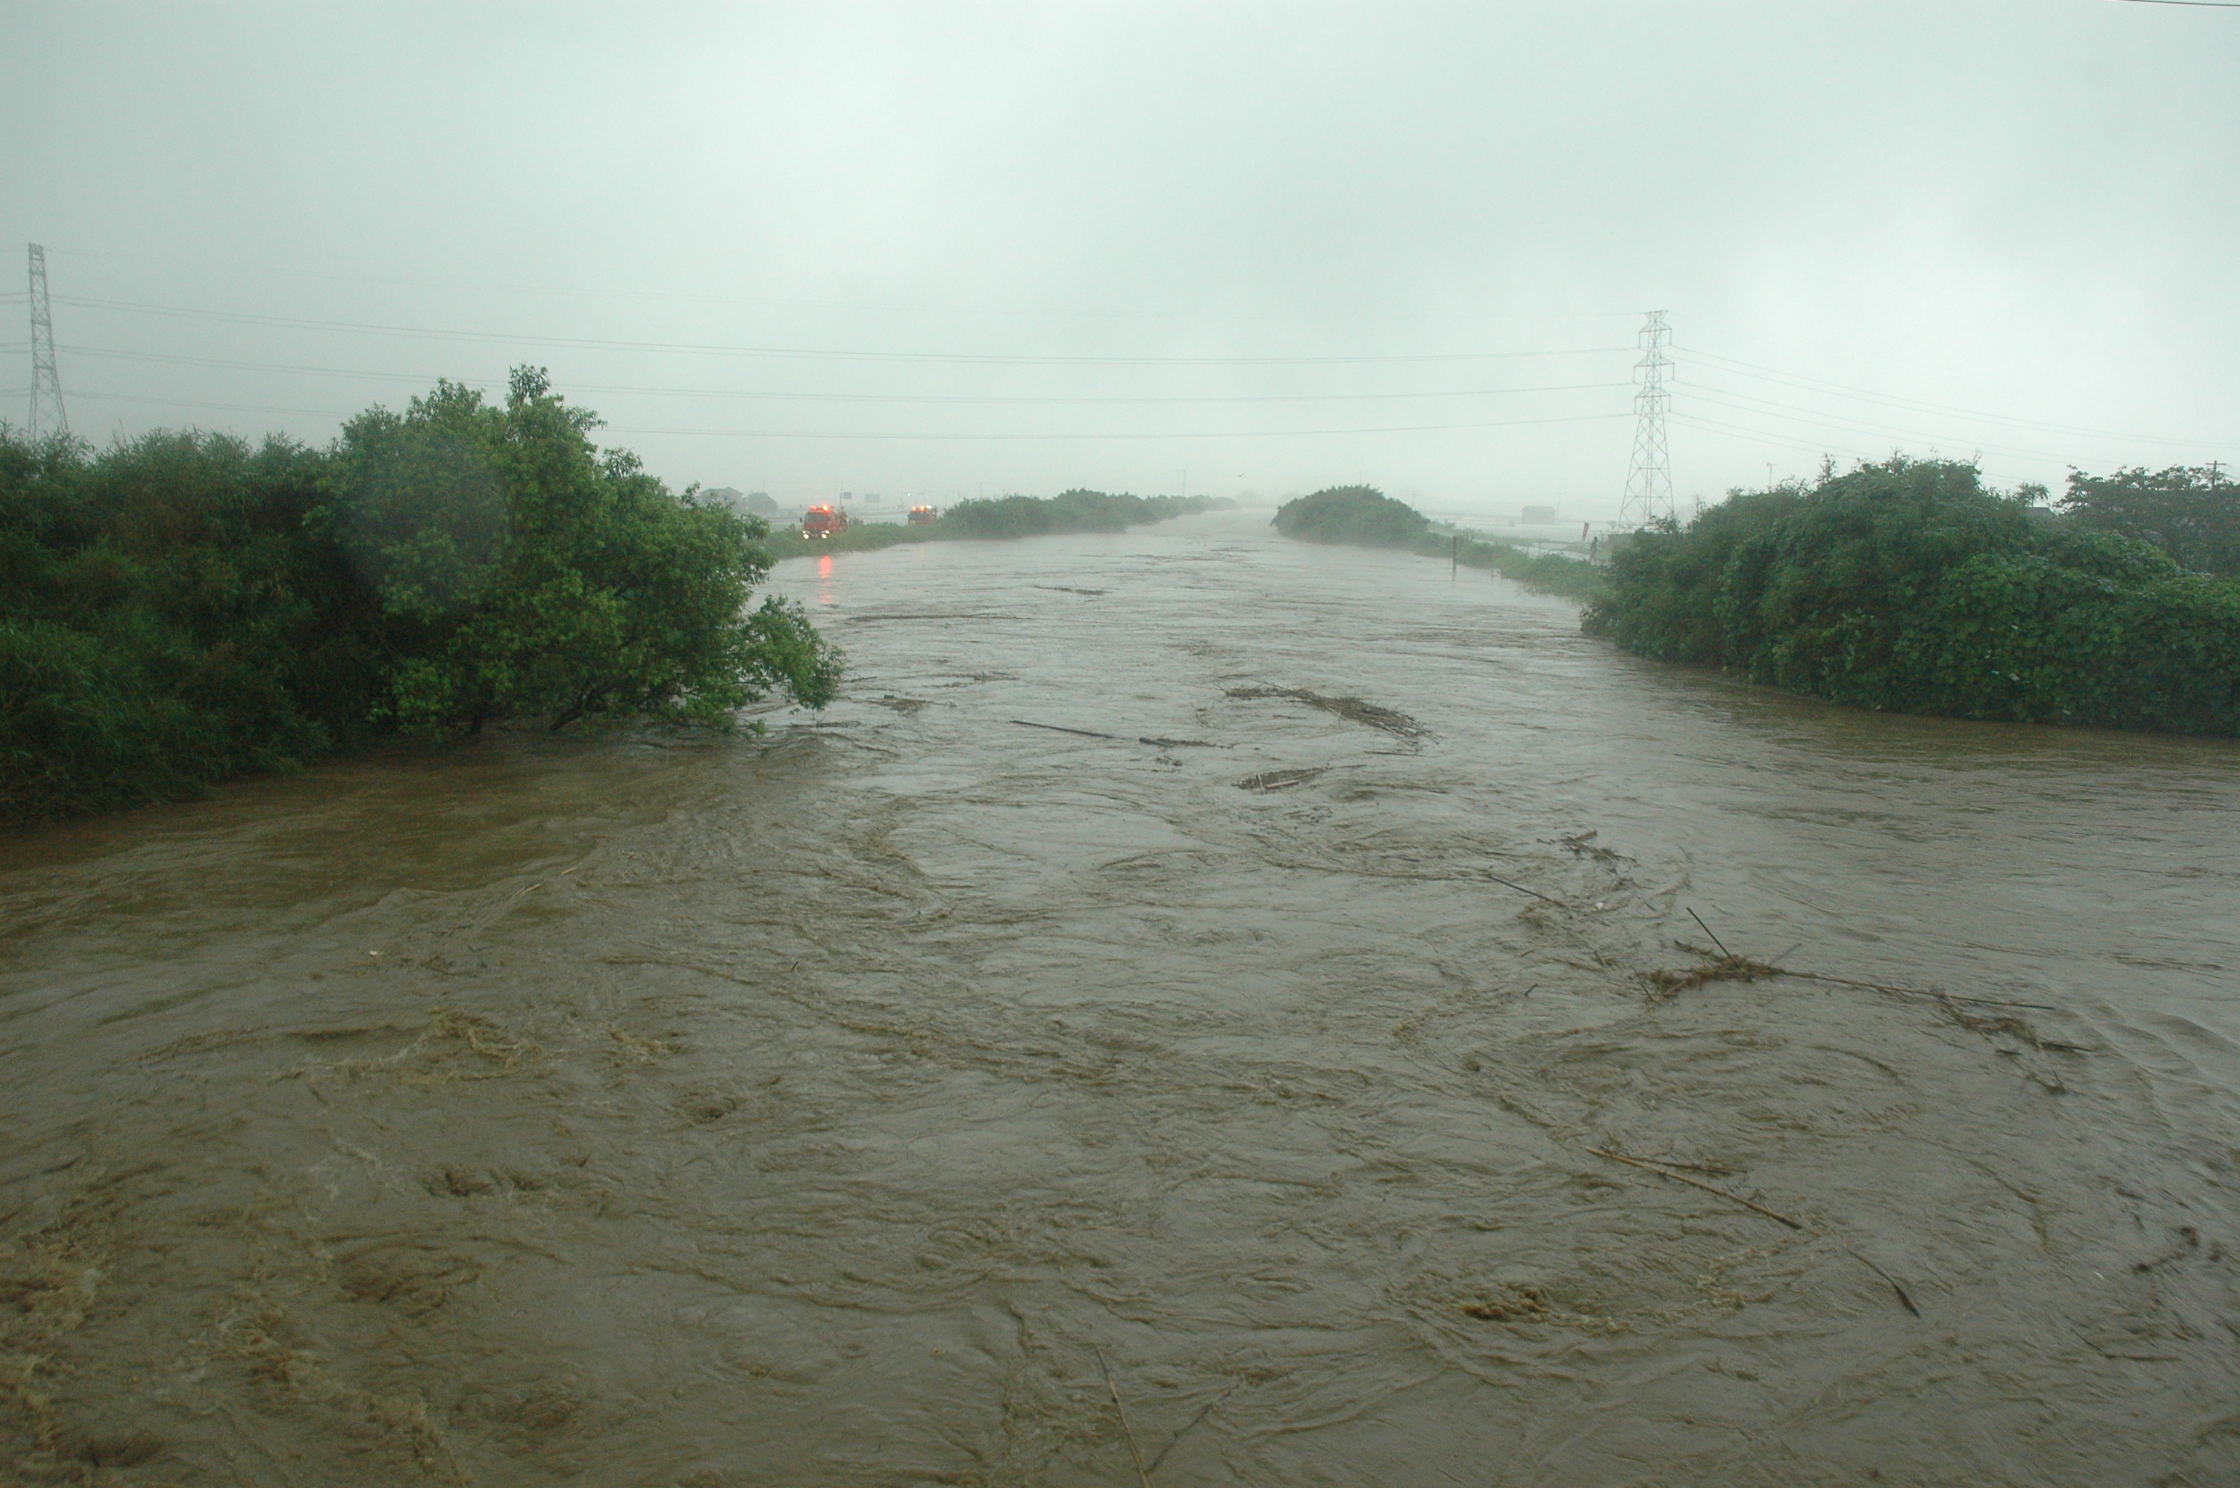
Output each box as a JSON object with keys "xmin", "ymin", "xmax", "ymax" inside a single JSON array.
[{"xmin": 4, "ymin": 510, "xmax": 2239, "ymax": 1486}]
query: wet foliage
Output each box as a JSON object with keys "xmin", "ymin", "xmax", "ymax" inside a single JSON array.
[
  {"xmin": 1584, "ymin": 457, "xmax": 2240, "ymax": 735},
  {"xmin": 0, "ymin": 369, "xmax": 839, "ymax": 825},
  {"xmin": 942, "ymin": 488, "xmax": 1227, "ymax": 538},
  {"xmin": 761, "ymin": 489, "xmax": 1229, "ymax": 560},
  {"xmin": 2059, "ymin": 463, "xmax": 2240, "ymax": 578},
  {"xmin": 1270, "ymin": 484, "xmax": 1428, "ymax": 546},
  {"xmin": 0, "ymin": 429, "xmax": 384, "ymax": 823}
]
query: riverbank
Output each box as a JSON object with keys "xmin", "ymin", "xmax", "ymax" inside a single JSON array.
[
  {"xmin": 1267, "ymin": 485, "xmax": 1602, "ymax": 601},
  {"xmin": 761, "ymin": 490, "xmax": 1231, "ymax": 562}
]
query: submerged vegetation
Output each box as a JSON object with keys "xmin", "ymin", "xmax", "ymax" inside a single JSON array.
[
  {"xmin": 1585, "ymin": 457, "xmax": 2240, "ymax": 735},
  {"xmin": 1271, "ymin": 484, "xmax": 1603, "ymax": 601},
  {"xmin": 761, "ymin": 489, "xmax": 1228, "ymax": 560},
  {"xmin": 1427, "ymin": 532, "xmax": 1607, "ymax": 601},
  {"xmin": 1, "ymin": 368, "xmax": 840, "ymax": 826}
]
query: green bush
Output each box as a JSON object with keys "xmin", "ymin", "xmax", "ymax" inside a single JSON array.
[
  {"xmin": 756, "ymin": 489, "xmax": 1227, "ymax": 561},
  {"xmin": 0, "ymin": 428, "xmax": 381, "ymax": 823},
  {"xmin": 328, "ymin": 369, "xmax": 838, "ymax": 737},
  {"xmin": 0, "ymin": 368, "xmax": 841, "ymax": 826},
  {"xmin": 941, "ymin": 489, "xmax": 1222, "ymax": 539},
  {"xmin": 2059, "ymin": 464, "xmax": 2240, "ymax": 578},
  {"xmin": 1583, "ymin": 457, "xmax": 2240, "ymax": 735},
  {"xmin": 1271, "ymin": 485, "xmax": 1428, "ymax": 547}
]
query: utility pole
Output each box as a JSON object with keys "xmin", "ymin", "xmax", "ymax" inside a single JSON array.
[
  {"xmin": 27, "ymin": 244, "xmax": 69, "ymax": 439},
  {"xmin": 1618, "ymin": 310, "xmax": 1672, "ymax": 529}
]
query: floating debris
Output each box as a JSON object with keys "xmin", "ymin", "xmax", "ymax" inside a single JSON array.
[
  {"xmin": 1646, "ymin": 955, "xmax": 1781, "ymax": 1001},
  {"xmin": 1225, "ymin": 686, "xmax": 1426, "ymax": 740},
  {"xmin": 1011, "ymin": 719, "xmax": 1120, "ymax": 740},
  {"xmin": 1240, "ymin": 767, "xmax": 1325, "ymax": 793},
  {"xmin": 1461, "ymin": 1284, "xmax": 1551, "ymax": 1321},
  {"xmin": 1587, "ymin": 1147, "xmax": 1803, "ymax": 1230}
]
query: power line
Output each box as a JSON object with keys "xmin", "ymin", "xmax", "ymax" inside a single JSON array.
[
  {"xmin": 33, "ymin": 241, "xmax": 1644, "ymax": 325},
  {"xmin": 1681, "ymin": 385, "xmax": 2084, "ymax": 463},
  {"xmin": 52, "ymin": 295, "xmax": 1630, "ymax": 368},
  {"xmin": 52, "ymin": 385, "xmax": 1629, "ymax": 440},
  {"xmin": 1679, "ymin": 344, "xmax": 2232, "ymax": 448},
  {"xmin": 602, "ymin": 410, "xmax": 1633, "ymax": 442},
  {"xmin": 48, "ymin": 345, "xmax": 1632, "ymax": 406}
]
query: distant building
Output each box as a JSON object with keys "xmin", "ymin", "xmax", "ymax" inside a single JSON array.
[
  {"xmin": 1521, "ymin": 504, "xmax": 1558, "ymax": 524},
  {"xmin": 701, "ymin": 487, "xmax": 782, "ymax": 520}
]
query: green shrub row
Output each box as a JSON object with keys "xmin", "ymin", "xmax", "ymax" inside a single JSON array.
[
  {"xmin": 1583, "ymin": 457, "xmax": 2240, "ymax": 735},
  {"xmin": 1, "ymin": 368, "xmax": 841, "ymax": 826},
  {"xmin": 759, "ymin": 490, "xmax": 1228, "ymax": 561},
  {"xmin": 1412, "ymin": 531, "xmax": 1606, "ymax": 601}
]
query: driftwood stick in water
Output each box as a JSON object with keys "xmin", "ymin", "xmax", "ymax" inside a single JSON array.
[
  {"xmin": 1687, "ymin": 907, "xmax": 1734, "ymax": 962},
  {"xmin": 1097, "ymin": 1349, "xmax": 1154, "ymax": 1488},
  {"xmin": 1010, "ymin": 719, "xmax": 1120, "ymax": 740},
  {"xmin": 1487, "ymin": 873, "xmax": 1564, "ymax": 905},
  {"xmin": 1783, "ymin": 970, "xmax": 2057, "ymax": 1013},
  {"xmin": 1587, "ymin": 1148, "xmax": 1804, "ymax": 1230},
  {"xmin": 1847, "ymin": 1249, "xmax": 1922, "ymax": 1317}
]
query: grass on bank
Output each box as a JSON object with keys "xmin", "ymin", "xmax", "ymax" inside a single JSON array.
[{"xmin": 760, "ymin": 490, "xmax": 1230, "ymax": 561}]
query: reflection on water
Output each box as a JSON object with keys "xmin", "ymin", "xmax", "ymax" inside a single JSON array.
[{"xmin": 3, "ymin": 511, "xmax": 2236, "ymax": 1484}]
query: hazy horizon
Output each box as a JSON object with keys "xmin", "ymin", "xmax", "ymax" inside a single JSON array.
[{"xmin": 5, "ymin": 1, "xmax": 2236, "ymax": 522}]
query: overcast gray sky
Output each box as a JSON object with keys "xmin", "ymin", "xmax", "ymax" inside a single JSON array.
[{"xmin": 5, "ymin": 1, "xmax": 2236, "ymax": 520}]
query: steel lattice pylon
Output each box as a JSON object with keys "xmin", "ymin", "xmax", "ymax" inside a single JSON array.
[
  {"xmin": 28, "ymin": 243, "xmax": 68, "ymax": 440},
  {"xmin": 1619, "ymin": 309, "xmax": 1672, "ymax": 528}
]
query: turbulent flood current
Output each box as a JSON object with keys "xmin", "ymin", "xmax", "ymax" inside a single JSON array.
[{"xmin": 4, "ymin": 510, "xmax": 2239, "ymax": 1486}]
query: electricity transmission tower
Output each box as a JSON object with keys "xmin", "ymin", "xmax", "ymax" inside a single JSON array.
[
  {"xmin": 1619, "ymin": 309, "xmax": 1672, "ymax": 528},
  {"xmin": 27, "ymin": 244, "xmax": 69, "ymax": 439}
]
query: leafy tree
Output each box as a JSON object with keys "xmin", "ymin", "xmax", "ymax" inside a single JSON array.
[
  {"xmin": 1, "ymin": 367, "xmax": 842, "ymax": 825},
  {"xmin": 327, "ymin": 367, "xmax": 840, "ymax": 736},
  {"xmin": 2059, "ymin": 464, "xmax": 2240, "ymax": 577}
]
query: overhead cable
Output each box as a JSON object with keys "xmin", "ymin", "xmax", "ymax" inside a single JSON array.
[{"xmin": 52, "ymin": 296, "xmax": 1629, "ymax": 368}]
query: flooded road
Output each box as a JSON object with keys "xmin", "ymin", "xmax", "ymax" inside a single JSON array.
[{"xmin": 4, "ymin": 510, "xmax": 2238, "ymax": 1485}]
